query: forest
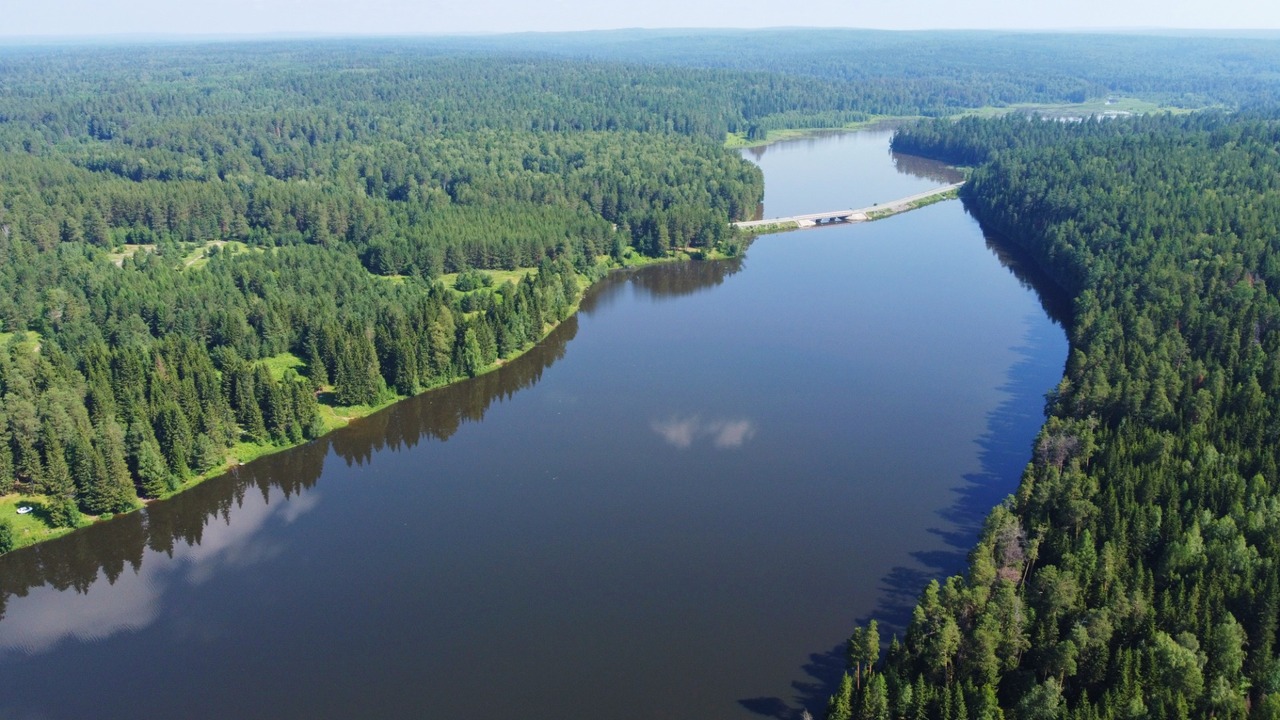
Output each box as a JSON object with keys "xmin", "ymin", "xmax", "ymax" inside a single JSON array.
[
  {"xmin": 15, "ymin": 29, "xmax": 1261, "ymax": 551},
  {"xmin": 819, "ymin": 111, "xmax": 1280, "ymax": 718},
  {"xmin": 3, "ymin": 30, "xmax": 1280, "ymax": 720},
  {"xmin": 0, "ymin": 41, "xmax": 782, "ymax": 550}
]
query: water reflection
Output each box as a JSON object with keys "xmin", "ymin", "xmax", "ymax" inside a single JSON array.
[
  {"xmin": 978, "ymin": 221, "xmax": 1074, "ymax": 328},
  {"xmin": 580, "ymin": 258, "xmax": 746, "ymax": 315},
  {"xmin": 0, "ymin": 482, "xmax": 318, "ymax": 656},
  {"xmin": 737, "ymin": 218, "xmax": 1072, "ymax": 720},
  {"xmin": 0, "ymin": 257, "xmax": 748, "ymax": 652},
  {"xmin": 890, "ymin": 151, "xmax": 966, "ymax": 185},
  {"xmin": 850, "ymin": 226, "xmax": 1071, "ymax": 639},
  {"xmin": 0, "ymin": 131, "xmax": 1070, "ymax": 720},
  {"xmin": 629, "ymin": 257, "xmax": 744, "ymax": 300},
  {"xmin": 0, "ymin": 439, "xmax": 329, "ymax": 653},
  {"xmin": 651, "ymin": 416, "xmax": 758, "ymax": 449},
  {"xmin": 0, "ymin": 320, "xmax": 575, "ymax": 650},
  {"xmin": 329, "ymin": 314, "xmax": 579, "ymax": 464}
]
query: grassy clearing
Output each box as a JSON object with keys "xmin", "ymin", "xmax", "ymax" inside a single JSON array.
[
  {"xmin": 258, "ymin": 351, "xmax": 306, "ymax": 380},
  {"xmin": 440, "ymin": 267, "xmax": 536, "ymax": 290},
  {"xmin": 181, "ymin": 240, "xmax": 255, "ymax": 270},
  {"xmin": 0, "ymin": 494, "xmax": 78, "ymax": 550},
  {"xmin": 323, "ymin": 394, "xmax": 404, "ymax": 426},
  {"xmin": 106, "ymin": 243, "xmax": 156, "ymax": 267},
  {"xmin": 0, "ymin": 330, "xmax": 41, "ymax": 353}
]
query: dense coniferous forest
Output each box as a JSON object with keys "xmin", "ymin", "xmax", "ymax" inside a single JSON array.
[
  {"xmin": 431, "ymin": 30, "xmax": 1280, "ymax": 113},
  {"xmin": 4, "ymin": 32, "xmax": 1280, "ymax": 720},
  {"xmin": 816, "ymin": 112, "xmax": 1280, "ymax": 719},
  {"xmin": 0, "ymin": 41, "xmax": 784, "ymax": 549}
]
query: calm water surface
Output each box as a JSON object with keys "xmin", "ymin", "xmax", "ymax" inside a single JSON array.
[{"xmin": 0, "ymin": 130, "xmax": 1066, "ymax": 720}]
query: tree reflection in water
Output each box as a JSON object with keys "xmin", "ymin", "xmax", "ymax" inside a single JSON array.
[{"xmin": 0, "ymin": 257, "xmax": 747, "ymax": 638}]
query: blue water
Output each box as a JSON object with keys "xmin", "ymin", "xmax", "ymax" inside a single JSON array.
[{"xmin": 0, "ymin": 130, "xmax": 1065, "ymax": 720}]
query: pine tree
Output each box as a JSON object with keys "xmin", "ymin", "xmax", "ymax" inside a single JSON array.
[
  {"xmin": 859, "ymin": 674, "xmax": 890, "ymax": 720},
  {"xmin": 48, "ymin": 496, "xmax": 82, "ymax": 529},
  {"xmin": 39, "ymin": 425, "xmax": 74, "ymax": 499},
  {"xmin": 334, "ymin": 324, "xmax": 384, "ymax": 406},
  {"xmin": 253, "ymin": 364, "xmax": 287, "ymax": 441},
  {"xmin": 8, "ymin": 398, "xmax": 44, "ymax": 489},
  {"xmin": 154, "ymin": 403, "xmax": 193, "ymax": 479},
  {"xmin": 94, "ymin": 418, "xmax": 138, "ymax": 513},
  {"xmin": 135, "ymin": 435, "xmax": 173, "ymax": 498},
  {"xmin": 460, "ymin": 327, "xmax": 483, "ymax": 378},
  {"xmin": 229, "ymin": 362, "xmax": 267, "ymax": 441},
  {"xmin": 827, "ymin": 673, "xmax": 854, "ymax": 720},
  {"xmin": 304, "ymin": 336, "xmax": 329, "ymax": 389},
  {"xmin": 192, "ymin": 433, "xmax": 223, "ymax": 474},
  {"xmin": 848, "ymin": 621, "xmax": 881, "ymax": 689},
  {"xmin": 0, "ymin": 412, "xmax": 15, "ymax": 493}
]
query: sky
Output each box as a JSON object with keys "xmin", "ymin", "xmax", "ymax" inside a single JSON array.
[{"xmin": 4, "ymin": 0, "xmax": 1279, "ymax": 38}]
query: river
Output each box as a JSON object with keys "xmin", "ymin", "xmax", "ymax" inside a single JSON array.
[{"xmin": 0, "ymin": 127, "xmax": 1067, "ymax": 719}]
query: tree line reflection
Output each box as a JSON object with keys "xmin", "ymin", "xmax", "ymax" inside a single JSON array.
[{"xmin": 0, "ymin": 259, "xmax": 745, "ymax": 627}]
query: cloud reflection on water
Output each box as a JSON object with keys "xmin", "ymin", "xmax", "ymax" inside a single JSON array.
[
  {"xmin": 0, "ymin": 486, "xmax": 319, "ymax": 656},
  {"xmin": 651, "ymin": 416, "xmax": 757, "ymax": 450}
]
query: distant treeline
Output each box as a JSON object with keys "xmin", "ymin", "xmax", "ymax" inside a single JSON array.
[
  {"xmin": 427, "ymin": 29, "xmax": 1280, "ymax": 111},
  {"xmin": 821, "ymin": 112, "xmax": 1280, "ymax": 719}
]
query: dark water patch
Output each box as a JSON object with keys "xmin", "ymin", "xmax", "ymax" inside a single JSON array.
[{"xmin": 979, "ymin": 222, "xmax": 1075, "ymax": 328}]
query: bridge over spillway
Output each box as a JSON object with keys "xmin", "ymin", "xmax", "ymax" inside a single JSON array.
[{"xmin": 733, "ymin": 182, "xmax": 964, "ymax": 231}]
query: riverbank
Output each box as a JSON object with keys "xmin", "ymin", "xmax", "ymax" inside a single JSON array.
[{"xmin": 0, "ymin": 246, "xmax": 732, "ymax": 555}]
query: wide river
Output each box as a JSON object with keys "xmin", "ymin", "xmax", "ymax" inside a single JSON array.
[{"xmin": 0, "ymin": 128, "xmax": 1067, "ymax": 719}]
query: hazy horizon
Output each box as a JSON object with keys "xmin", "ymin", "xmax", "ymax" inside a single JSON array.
[{"xmin": 4, "ymin": 0, "xmax": 1278, "ymax": 41}]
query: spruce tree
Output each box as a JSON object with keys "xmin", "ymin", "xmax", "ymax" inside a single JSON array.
[
  {"xmin": 39, "ymin": 426, "xmax": 74, "ymax": 500},
  {"xmin": 135, "ymin": 436, "xmax": 173, "ymax": 498},
  {"xmin": 0, "ymin": 413, "xmax": 15, "ymax": 493}
]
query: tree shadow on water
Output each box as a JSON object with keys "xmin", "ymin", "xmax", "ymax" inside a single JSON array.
[
  {"xmin": 861, "ymin": 318, "xmax": 1066, "ymax": 640},
  {"xmin": 738, "ymin": 329, "xmax": 1064, "ymax": 718},
  {"xmin": 739, "ymin": 642, "xmax": 846, "ymax": 719},
  {"xmin": 739, "ymin": 231, "xmax": 1069, "ymax": 719}
]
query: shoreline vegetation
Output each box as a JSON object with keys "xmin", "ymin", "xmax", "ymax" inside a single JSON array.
[
  {"xmin": 0, "ymin": 125, "xmax": 958, "ymax": 556},
  {"xmin": 0, "ymin": 108, "xmax": 952, "ymax": 558},
  {"xmin": 0, "ymin": 244, "xmax": 733, "ymax": 554},
  {"xmin": 820, "ymin": 112, "xmax": 1280, "ymax": 720},
  {"xmin": 0, "ymin": 106, "xmax": 1147, "ymax": 555},
  {"xmin": 5, "ymin": 30, "xmax": 1280, "ymax": 719}
]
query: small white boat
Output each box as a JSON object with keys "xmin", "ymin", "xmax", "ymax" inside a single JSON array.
[{"xmin": 16, "ymin": 506, "xmax": 32, "ymax": 515}]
